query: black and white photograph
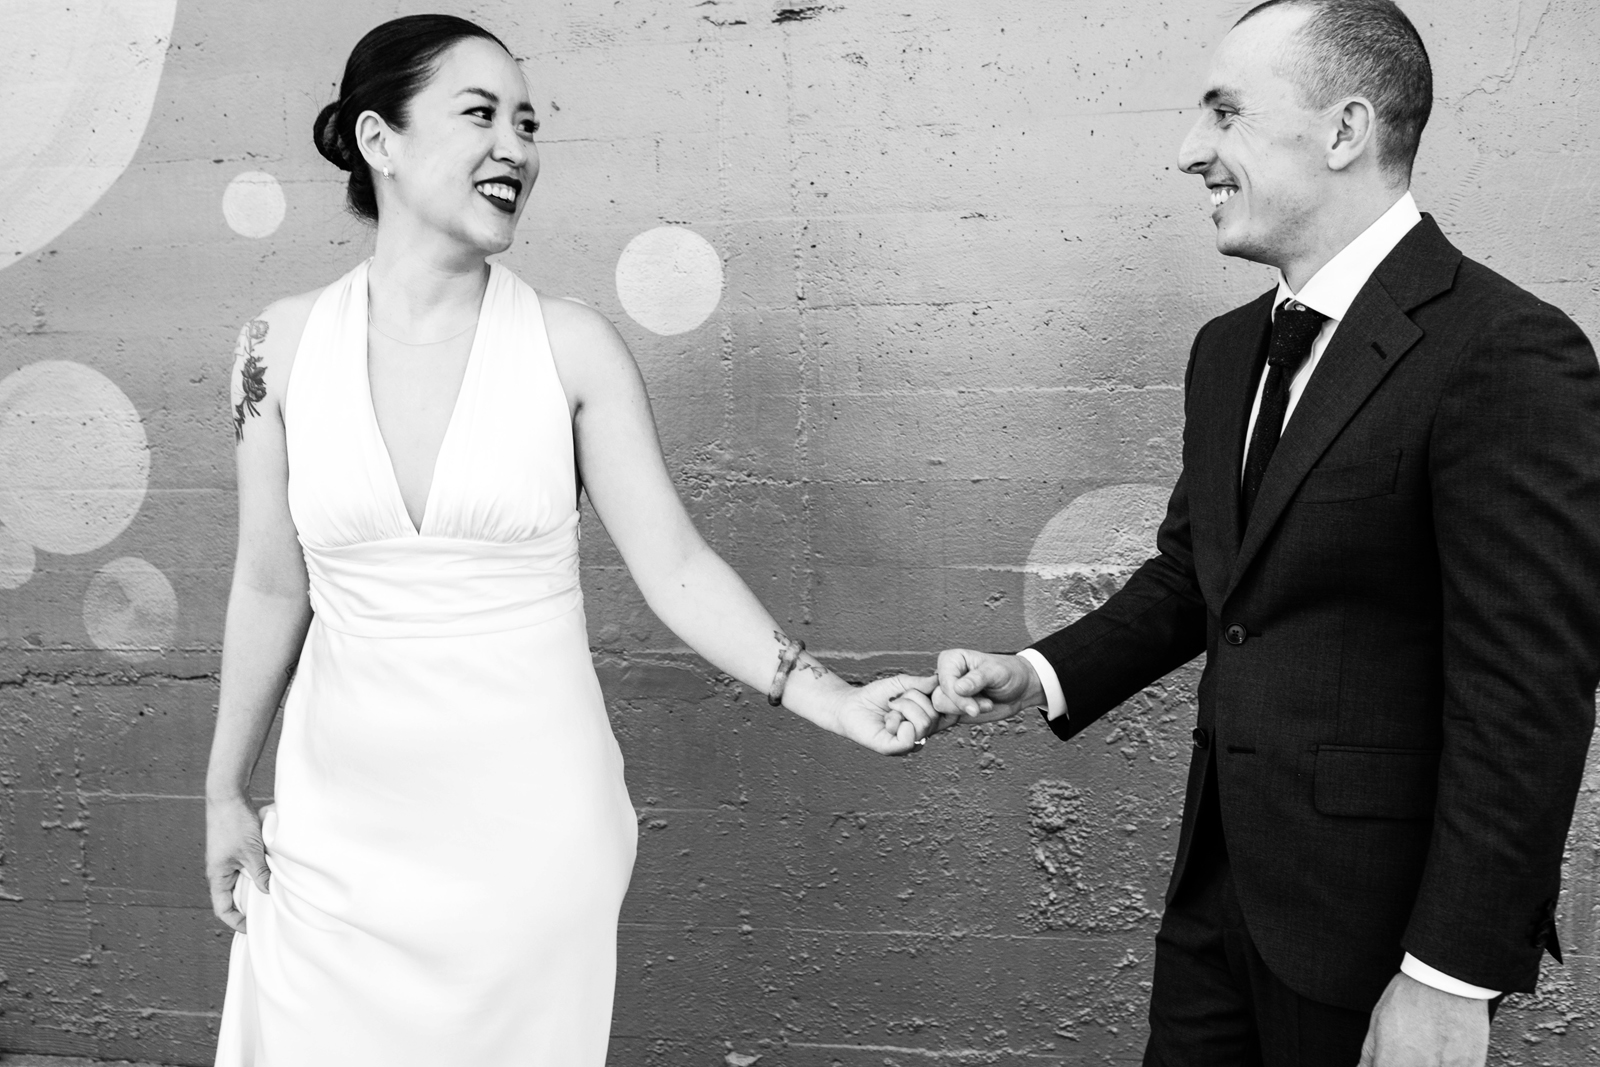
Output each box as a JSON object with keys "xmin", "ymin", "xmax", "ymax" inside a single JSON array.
[{"xmin": 0, "ymin": 1, "xmax": 1596, "ymax": 1064}]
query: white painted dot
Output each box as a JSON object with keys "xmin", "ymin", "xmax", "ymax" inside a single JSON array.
[
  {"xmin": 222, "ymin": 170, "xmax": 286, "ymax": 239},
  {"xmin": 1023, "ymin": 483, "xmax": 1171, "ymax": 641},
  {"xmin": 615, "ymin": 226, "xmax": 724, "ymax": 335},
  {"xmin": 0, "ymin": 0, "xmax": 177, "ymax": 272},
  {"xmin": 0, "ymin": 361, "xmax": 150, "ymax": 555},
  {"xmin": 83, "ymin": 556, "xmax": 176, "ymax": 662},
  {"xmin": 0, "ymin": 522, "xmax": 35, "ymax": 589}
]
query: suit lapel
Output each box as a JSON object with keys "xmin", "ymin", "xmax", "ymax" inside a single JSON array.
[
  {"xmin": 1193, "ymin": 292, "xmax": 1273, "ymax": 612},
  {"xmin": 1223, "ymin": 216, "xmax": 1460, "ymax": 600}
]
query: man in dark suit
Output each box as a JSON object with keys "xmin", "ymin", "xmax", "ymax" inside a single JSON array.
[{"xmin": 930, "ymin": 1, "xmax": 1600, "ymax": 1063}]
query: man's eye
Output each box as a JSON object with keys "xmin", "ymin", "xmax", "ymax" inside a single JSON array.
[{"xmin": 1214, "ymin": 109, "xmax": 1234, "ymax": 122}]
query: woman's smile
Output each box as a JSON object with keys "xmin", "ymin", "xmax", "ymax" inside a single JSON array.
[{"xmin": 475, "ymin": 176, "xmax": 520, "ymax": 213}]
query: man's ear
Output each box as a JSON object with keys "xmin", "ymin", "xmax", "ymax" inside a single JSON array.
[{"xmin": 1327, "ymin": 96, "xmax": 1377, "ymax": 173}]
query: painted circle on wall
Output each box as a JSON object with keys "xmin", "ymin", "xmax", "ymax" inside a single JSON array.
[
  {"xmin": 0, "ymin": 361, "xmax": 150, "ymax": 555},
  {"xmin": 83, "ymin": 556, "xmax": 177, "ymax": 662},
  {"xmin": 0, "ymin": 0, "xmax": 178, "ymax": 273},
  {"xmin": 0, "ymin": 523, "xmax": 35, "ymax": 589},
  {"xmin": 222, "ymin": 170, "xmax": 286, "ymax": 239},
  {"xmin": 1023, "ymin": 483, "xmax": 1171, "ymax": 641},
  {"xmin": 615, "ymin": 226, "xmax": 724, "ymax": 335}
]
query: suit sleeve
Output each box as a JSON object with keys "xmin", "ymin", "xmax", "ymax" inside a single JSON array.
[
  {"xmin": 1402, "ymin": 301, "xmax": 1600, "ymax": 992},
  {"xmin": 1027, "ymin": 328, "xmax": 1211, "ymax": 742}
]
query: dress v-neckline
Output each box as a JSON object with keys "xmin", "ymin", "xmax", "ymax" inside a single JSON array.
[{"xmin": 359, "ymin": 262, "xmax": 493, "ymax": 537}]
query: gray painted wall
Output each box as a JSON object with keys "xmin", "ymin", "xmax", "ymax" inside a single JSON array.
[{"xmin": 2, "ymin": 1, "xmax": 1596, "ymax": 1062}]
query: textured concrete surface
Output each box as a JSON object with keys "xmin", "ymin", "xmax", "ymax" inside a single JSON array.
[
  {"xmin": 1, "ymin": 0, "xmax": 1597, "ymax": 1063},
  {"xmin": 0, "ymin": 1056, "xmax": 167, "ymax": 1067}
]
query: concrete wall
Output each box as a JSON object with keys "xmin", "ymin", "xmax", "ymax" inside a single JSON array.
[{"xmin": 2, "ymin": 0, "xmax": 1597, "ymax": 1062}]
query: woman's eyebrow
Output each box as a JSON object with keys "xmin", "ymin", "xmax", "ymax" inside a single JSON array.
[{"xmin": 456, "ymin": 86, "xmax": 535, "ymax": 113}]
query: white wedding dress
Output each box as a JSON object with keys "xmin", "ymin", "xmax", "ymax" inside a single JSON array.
[{"xmin": 215, "ymin": 261, "xmax": 637, "ymax": 1065}]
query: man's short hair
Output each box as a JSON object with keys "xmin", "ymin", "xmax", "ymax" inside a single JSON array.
[{"xmin": 1238, "ymin": 0, "xmax": 1433, "ymax": 180}]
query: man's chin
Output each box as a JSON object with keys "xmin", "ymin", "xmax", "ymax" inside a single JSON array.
[
  {"xmin": 1212, "ymin": 223, "xmax": 1242, "ymax": 255},
  {"xmin": 1213, "ymin": 227, "xmax": 1271, "ymax": 266}
]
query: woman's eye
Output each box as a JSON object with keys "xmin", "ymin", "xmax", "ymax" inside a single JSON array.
[
  {"xmin": 468, "ymin": 107, "xmax": 493, "ymax": 123},
  {"xmin": 520, "ymin": 120, "xmax": 540, "ymax": 136}
]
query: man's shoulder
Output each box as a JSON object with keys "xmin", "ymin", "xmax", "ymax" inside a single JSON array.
[
  {"xmin": 1445, "ymin": 255, "xmax": 1575, "ymax": 326},
  {"xmin": 1402, "ymin": 253, "xmax": 1592, "ymax": 372},
  {"xmin": 1397, "ymin": 219, "xmax": 1581, "ymax": 333},
  {"xmin": 1403, "ymin": 245, "xmax": 1595, "ymax": 393}
]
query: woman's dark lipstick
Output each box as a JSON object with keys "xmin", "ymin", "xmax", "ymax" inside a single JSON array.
[{"xmin": 475, "ymin": 177, "xmax": 521, "ymax": 213}]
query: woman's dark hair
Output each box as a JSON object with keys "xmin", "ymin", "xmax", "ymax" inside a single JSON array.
[{"xmin": 313, "ymin": 14, "xmax": 510, "ymax": 222}]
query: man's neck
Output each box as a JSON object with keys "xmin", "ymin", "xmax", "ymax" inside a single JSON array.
[{"xmin": 1278, "ymin": 186, "xmax": 1410, "ymax": 292}]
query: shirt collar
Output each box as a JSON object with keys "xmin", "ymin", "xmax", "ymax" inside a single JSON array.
[{"xmin": 1274, "ymin": 191, "xmax": 1423, "ymax": 322}]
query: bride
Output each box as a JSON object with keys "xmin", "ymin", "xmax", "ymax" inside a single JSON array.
[{"xmin": 204, "ymin": 14, "xmax": 944, "ymax": 1065}]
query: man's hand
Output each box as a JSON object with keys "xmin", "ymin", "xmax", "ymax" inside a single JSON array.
[
  {"xmin": 932, "ymin": 649, "xmax": 1045, "ymax": 722},
  {"xmin": 1358, "ymin": 972, "xmax": 1489, "ymax": 1067}
]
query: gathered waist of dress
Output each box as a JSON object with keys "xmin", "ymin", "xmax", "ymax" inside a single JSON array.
[{"xmin": 301, "ymin": 521, "xmax": 582, "ymax": 638}]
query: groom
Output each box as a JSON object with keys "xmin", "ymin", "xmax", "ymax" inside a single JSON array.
[{"xmin": 933, "ymin": 1, "xmax": 1600, "ymax": 1063}]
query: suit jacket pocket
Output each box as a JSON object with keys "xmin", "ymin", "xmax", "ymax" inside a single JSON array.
[
  {"xmin": 1297, "ymin": 450, "xmax": 1401, "ymax": 503},
  {"xmin": 1313, "ymin": 744, "xmax": 1438, "ymax": 820}
]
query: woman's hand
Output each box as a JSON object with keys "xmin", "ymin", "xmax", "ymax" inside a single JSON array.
[
  {"xmin": 206, "ymin": 795, "xmax": 271, "ymax": 934},
  {"xmin": 830, "ymin": 674, "xmax": 953, "ymax": 755}
]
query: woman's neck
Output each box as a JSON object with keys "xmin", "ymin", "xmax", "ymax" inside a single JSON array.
[{"xmin": 367, "ymin": 221, "xmax": 490, "ymax": 340}]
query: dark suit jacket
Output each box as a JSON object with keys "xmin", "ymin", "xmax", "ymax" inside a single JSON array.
[{"xmin": 1030, "ymin": 215, "xmax": 1600, "ymax": 1010}]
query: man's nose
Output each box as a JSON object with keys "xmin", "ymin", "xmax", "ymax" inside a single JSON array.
[{"xmin": 1177, "ymin": 115, "xmax": 1213, "ymax": 175}]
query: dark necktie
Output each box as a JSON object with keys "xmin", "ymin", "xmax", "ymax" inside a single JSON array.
[{"xmin": 1241, "ymin": 300, "xmax": 1327, "ymax": 528}]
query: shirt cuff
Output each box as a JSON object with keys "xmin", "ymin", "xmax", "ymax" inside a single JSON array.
[
  {"xmin": 1015, "ymin": 648, "xmax": 1068, "ymax": 721},
  {"xmin": 1400, "ymin": 954, "xmax": 1500, "ymax": 999}
]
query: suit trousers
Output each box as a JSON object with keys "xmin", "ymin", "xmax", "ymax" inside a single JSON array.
[{"xmin": 1143, "ymin": 757, "xmax": 1371, "ymax": 1066}]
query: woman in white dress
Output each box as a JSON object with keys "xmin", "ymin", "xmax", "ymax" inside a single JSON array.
[{"xmin": 204, "ymin": 15, "xmax": 944, "ymax": 1066}]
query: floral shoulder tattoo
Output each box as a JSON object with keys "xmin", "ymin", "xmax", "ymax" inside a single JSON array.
[{"xmin": 231, "ymin": 318, "xmax": 270, "ymax": 442}]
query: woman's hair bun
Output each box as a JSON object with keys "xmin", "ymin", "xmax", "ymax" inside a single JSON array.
[{"xmin": 313, "ymin": 101, "xmax": 354, "ymax": 172}]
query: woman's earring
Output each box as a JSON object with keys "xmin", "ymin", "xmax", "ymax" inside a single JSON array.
[{"xmin": 381, "ymin": 166, "xmax": 392, "ymax": 179}]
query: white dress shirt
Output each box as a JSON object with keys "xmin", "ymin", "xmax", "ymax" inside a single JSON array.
[
  {"xmin": 1021, "ymin": 192, "xmax": 1499, "ymax": 998},
  {"xmin": 1244, "ymin": 192, "xmax": 1422, "ymax": 471}
]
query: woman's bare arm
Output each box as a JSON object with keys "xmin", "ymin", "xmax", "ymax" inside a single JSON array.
[
  {"xmin": 542, "ymin": 297, "xmax": 938, "ymax": 753},
  {"xmin": 204, "ymin": 293, "xmax": 316, "ymax": 930}
]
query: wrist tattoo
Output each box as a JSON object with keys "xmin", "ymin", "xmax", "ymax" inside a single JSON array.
[{"xmin": 795, "ymin": 653, "xmax": 829, "ymax": 681}]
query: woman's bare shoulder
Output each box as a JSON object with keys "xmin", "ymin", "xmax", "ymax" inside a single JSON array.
[
  {"xmin": 228, "ymin": 285, "xmax": 324, "ymax": 439},
  {"xmin": 249, "ymin": 286, "xmax": 324, "ymax": 368},
  {"xmin": 536, "ymin": 294, "xmax": 637, "ymax": 397},
  {"xmin": 538, "ymin": 293, "xmax": 623, "ymax": 346}
]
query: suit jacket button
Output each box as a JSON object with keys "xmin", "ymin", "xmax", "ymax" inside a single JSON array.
[
  {"xmin": 1192, "ymin": 727, "xmax": 1210, "ymax": 750},
  {"xmin": 1225, "ymin": 624, "xmax": 1247, "ymax": 646}
]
